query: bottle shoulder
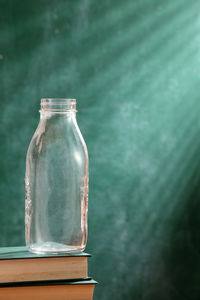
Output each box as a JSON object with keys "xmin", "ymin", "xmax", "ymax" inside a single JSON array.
[{"xmin": 26, "ymin": 118, "xmax": 88, "ymax": 160}]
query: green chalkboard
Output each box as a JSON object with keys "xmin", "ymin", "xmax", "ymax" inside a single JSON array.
[{"xmin": 1, "ymin": 0, "xmax": 200, "ymax": 299}]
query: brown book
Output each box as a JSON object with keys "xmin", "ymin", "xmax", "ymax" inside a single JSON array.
[
  {"xmin": 0, "ymin": 246, "xmax": 89, "ymax": 283},
  {"xmin": 0, "ymin": 278, "xmax": 97, "ymax": 300}
]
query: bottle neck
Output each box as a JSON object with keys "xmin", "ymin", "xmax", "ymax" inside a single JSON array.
[{"xmin": 40, "ymin": 98, "xmax": 77, "ymax": 119}]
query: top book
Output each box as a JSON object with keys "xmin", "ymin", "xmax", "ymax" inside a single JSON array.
[{"xmin": 0, "ymin": 246, "xmax": 90, "ymax": 283}]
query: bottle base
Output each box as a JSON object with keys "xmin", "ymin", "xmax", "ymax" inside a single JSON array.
[{"xmin": 27, "ymin": 242, "xmax": 85, "ymax": 255}]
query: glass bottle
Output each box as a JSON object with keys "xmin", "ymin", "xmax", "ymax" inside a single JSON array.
[{"xmin": 25, "ymin": 99, "xmax": 88, "ymax": 254}]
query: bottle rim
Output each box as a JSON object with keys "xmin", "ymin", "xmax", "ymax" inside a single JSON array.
[{"xmin": 41, "ymin": 98, "xmax": 76, "ymax": 104}]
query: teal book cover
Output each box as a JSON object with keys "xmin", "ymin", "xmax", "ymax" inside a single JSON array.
[{"xmin": 0, "ymin": 246, "xmax": 91, "ymax": 260}]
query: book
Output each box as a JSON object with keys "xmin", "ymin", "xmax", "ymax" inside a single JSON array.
[
  {"xmin": 0, "ymin": 246, "xmax": 90, "ymax": 283},
  {"xmin": 0, "ymin": 278, "xmax": 97, "ymax": 300}
]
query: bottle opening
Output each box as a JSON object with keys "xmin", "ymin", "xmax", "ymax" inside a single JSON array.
[{"xmin": 41, "ymin": 98, "xmax": 77, "ymax": 112}]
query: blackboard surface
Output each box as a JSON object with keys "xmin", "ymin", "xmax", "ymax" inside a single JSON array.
[{"xmin": 1, "ymin": 0, "xmax": 200, "ymax": 299}]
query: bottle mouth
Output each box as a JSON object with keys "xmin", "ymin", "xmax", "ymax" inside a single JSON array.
[{"xmin": 40, "ymin": 98, "xmax": 77, "ymax": 112}]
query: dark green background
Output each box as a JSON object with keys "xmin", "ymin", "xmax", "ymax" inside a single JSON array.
[{"xmin": 1, "ymin": 0, "xmax": 200, "ymax": 299}]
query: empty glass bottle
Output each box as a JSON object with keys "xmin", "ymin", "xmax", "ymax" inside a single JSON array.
[{"xmin": 25, "ymin": 99, "xmax": 88, "ymax": 254}]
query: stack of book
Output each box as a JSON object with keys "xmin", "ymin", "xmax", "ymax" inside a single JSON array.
[{"xmin": 0, "ymin": 246, "xmax": 96, "ymax": 300}]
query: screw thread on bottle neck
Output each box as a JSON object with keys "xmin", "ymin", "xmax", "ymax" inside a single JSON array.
[{"xmin": 40, "ymin": 98, "xmax": 77, "ymax": 112}]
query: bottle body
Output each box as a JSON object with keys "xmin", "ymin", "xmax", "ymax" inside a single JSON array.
[{"xmin": 25, "ymin": 99, "xmax": 88, "ymax": 254}]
